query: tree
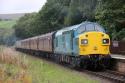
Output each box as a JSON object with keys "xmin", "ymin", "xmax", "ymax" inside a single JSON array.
[
  {"xmin": 14, "ymin": 13, "xmax": 37, "ymax": 38},
  {"xmin": 95, "ymin": 0, "xmax": 125, "ymax": 40},
  {"xmin": 14, "ymin": 0, "xmax": 125, "ymax": 41}
]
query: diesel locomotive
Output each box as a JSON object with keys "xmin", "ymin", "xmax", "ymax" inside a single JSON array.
[{"xmin": 15, "ymin": 21, "xmax": 111, "ymax": 69}]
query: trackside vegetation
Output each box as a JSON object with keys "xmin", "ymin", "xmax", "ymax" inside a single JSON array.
[
  {"xmin": 13, "ymin": 0, "xmax": 125, "ymax": 40},
  {"xmin": 0, "ymin": 47, "xmax": 32, "ymax": 83},
  {"xmin": 0, "ymin": 20, "xmax": 16, "ymax": 46},
  {"xmin": 0, "ymin": 20, "xmax": 16, "ymax": 29},
  {"xmin": 0, "ymin": 47, "xmax": 99, "ymax": 83},
  {"xmin": 27, "ymin": 56, "xmax": 99, "ymax": 83}
]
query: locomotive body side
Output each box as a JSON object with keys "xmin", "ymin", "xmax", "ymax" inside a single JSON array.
[
  {"xmin": 54, "ymin": 24, "xmax": 81, "ymax": 55},
  {"xmin": 54, "ymin": 30, "xmax": 74, "ymax": 55}
]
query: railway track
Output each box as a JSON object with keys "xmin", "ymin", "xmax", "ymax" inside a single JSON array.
[{"xmin": 82, "ymin": 70, "xmax": 125, "ymax": 83}]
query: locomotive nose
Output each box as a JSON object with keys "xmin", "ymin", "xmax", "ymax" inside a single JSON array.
[
  {"xmin": 79, "ymin": 32, "xmax": 110, "ymax": 55},
  {"xmin": 93, "ymin": 46, "xmax": 98, "ymax": 51}
]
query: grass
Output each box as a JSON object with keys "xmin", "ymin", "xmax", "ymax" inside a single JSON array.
[
  {"xmin": 0, "ymin": 20, "xmax": 16, "ymax": 29},
  {"xmin": 21, "ymin": 53, "xmax": 99, "ymax": 83},
  {"xmin": 0, "ymin": 20, "xmax": 16, "ymax": 46},
  {"xmin": 0, "ymin": 47, "xmax": 32, "ymax": 83},
  {"xmin": 0, "ymin": 47, "xmax": 99, "ymax": 83},
  {"xmin": 28, "ymin": 57, "xmax": 99, "ymax": 83}
]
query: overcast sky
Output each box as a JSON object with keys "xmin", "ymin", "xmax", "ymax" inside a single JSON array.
[{"xmin": 0, "ymin": 0, "xmax": 47, "ymax": 14}]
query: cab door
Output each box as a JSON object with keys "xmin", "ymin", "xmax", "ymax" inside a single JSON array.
[{"xmin": 62, "ymin": 30, "xmax": 74, "ymax": 55}]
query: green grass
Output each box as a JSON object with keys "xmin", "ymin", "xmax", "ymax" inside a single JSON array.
[
  {"xmin": 25, "ymin": 55, "xmax": 99, "ymax": 83},
  {"xmin": 0, "ymin": 20, "xmax": 16, "ymax": 29},
  {"xmin": 0, "ymin": 63, "xmax": 20, "ymax": 77}
]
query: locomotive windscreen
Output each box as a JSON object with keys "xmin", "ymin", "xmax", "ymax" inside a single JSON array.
[{"xmin": 77, "ymin": 23, "xmax": 105, "ymax": 34}]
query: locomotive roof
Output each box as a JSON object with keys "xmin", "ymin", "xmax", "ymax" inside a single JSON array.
[{"xmin": 55, "ymin": 21, "xmax": 96, "ymax": 36}]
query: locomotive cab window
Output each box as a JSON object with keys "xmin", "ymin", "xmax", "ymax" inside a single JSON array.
[
  {"xmin": 77, "ymin": 25, "xmax": 86, "ymax": 34},
  {"xmin": 77, "ymin": 23, "xmax": 105, "ymax": 34},
  {"xmin": 85, "ymin": 24, "xmax": 95, "ymax": 31},
  {"xmin": 85, "ymin": 23, "xmax": 105, "ymax": 32},
  {"xmin": 95, "ymin": 24, "xmax": 105, "ymax": 33}
]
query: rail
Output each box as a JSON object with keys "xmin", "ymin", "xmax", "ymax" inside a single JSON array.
[{"xmin": 82, "ymin": 70, "xmax": 125, "ymax": 83}]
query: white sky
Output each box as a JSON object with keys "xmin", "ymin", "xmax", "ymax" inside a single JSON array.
[{"xmin": 0, "ymin": 0, "xmax": 47, "ymax": 14}]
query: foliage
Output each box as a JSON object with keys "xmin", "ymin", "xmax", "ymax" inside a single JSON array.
[
  {"xmin": 0, "ymin": 28, "xmax": 16, "ymax": 46},
  {"xmin": 13, "ymin": 13, "xmax": 37, "ymax": 38},
  {"xmin": 14, "ymin": 0, "xmax": 125, "ymax": 40},
  {"xmin": 14, "ymin": 0, "xmax": 98, "ymax": 39},
  {"xmin": 0, "ymin": 20, "xmax": 16, "ymax": 29},
  {"xmin": 0, "ymin": 47, "xmax": 32, "ymax": 83},
  {"xmin": 95, "ymin": 0, "xmax": 125, "ymax": 40},
  {"xmin": 0, "ymin": 20, "xmax": 17, "ymax": 46}
]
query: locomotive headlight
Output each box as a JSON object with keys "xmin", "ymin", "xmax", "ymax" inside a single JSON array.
[
  {"xmin": 81, "ymin": 39, "xmax": 88, "ymax": 45},
  {"xmin": 103, "ymin": 39, "xmax": 109, "ymax": 44}
]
